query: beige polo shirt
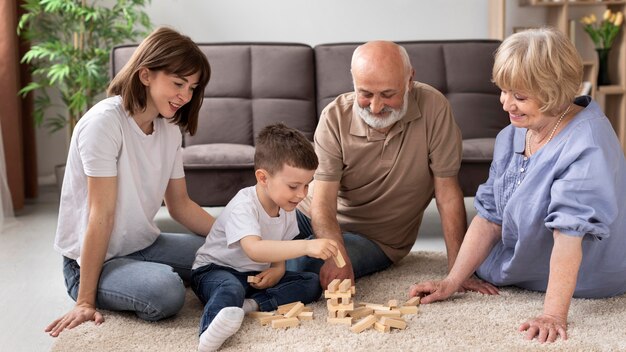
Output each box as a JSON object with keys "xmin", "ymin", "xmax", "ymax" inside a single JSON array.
[{"xmin": 298, "ymin": 81, "xmax": 462, "ymax": 262}]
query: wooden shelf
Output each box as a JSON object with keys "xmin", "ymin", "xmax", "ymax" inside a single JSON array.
[{"xmin": 489, "ymin": 0, "xmax": 626, "ymax": 154}]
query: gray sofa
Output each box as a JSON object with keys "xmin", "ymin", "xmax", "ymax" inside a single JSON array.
[{"xmin": 111, "ymin": 40, "xmax": 508, "ymax": 206}]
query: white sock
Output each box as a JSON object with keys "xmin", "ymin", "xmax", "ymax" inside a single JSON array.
[
  {"xmin": 242, "ymin": 299, "xmax": 259, "ymax": 313},
  {"xmin": 198, "ymin": 307, "xmax": 244, "ymax": 352}
]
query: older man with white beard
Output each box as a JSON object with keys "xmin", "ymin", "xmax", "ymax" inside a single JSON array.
[{"xmin": 287, "ymin": 41, "xmax": 493, "ymax": 293}]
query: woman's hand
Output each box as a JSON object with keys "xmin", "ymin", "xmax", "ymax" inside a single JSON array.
[
  {"xmin": 250, "ymin": 266, "xmax": 285, "ymax": 290},
  {"xmin": 44, "ymin": 304, "xmax": 104, "ymax": 337},
  {"xmin": 519, "ymin": 314, "xmax": 568, "ymax": 343},
  {"xmin": 408, "ymin": 279, "xmax": 461, "ymax": 304},
  {"xmin": 460, "ymin": 277, "xmax": 500, "ymax": 295}
]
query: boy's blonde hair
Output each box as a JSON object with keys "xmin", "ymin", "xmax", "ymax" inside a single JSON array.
[
  {"xmin": 108, "ymin": 27, "xmax": 211, "ymax": 135},
  {"xmin": 254, "ymin": 123, "xmax": 318, "ymax": 175},
  {"xmin": 492, "ymin": 27, "xmax": 583, "ymax": 114}
]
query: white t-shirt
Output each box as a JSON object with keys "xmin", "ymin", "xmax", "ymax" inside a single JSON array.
[
  {"xmin": 193, "ymin": 186, "xmax": 299, "ymax": 272},
  {"xmin": 54, "ymin": 96, "xmax": 185, "ymax": 264}
]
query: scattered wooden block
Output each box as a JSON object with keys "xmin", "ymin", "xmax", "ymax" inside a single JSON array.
[
  {"xmin": 284, "ymin": 302, "xmax": 305, "ymax": 318},
  {"xmin": 258, "ymin": 315, "xmax": 285, "ymax": 325},
  {"xmin": 379, "ymin": 316, "xmax": 407, "ymax": 330},
  {"xmin": 247, "ymin": 311, "xmax": 274, "ymax": 318},
  {"xmin": 398, "ymin": 305, "xmax": 418, "ymax": 315},
  {"xmin": 297, "ymin": 311, "xmax": 313, "ymax": 320},
  {"xmin": 374, "ymin": 321, "xmax": 390, "ymax": 333},
  {"xmin": 359, "ymin": 302, "xmax": 391, "ymax": 311},
  {"xmin": 271, "ymin": 317, "xmax": 300, "ymax": 329},
  {"xmin": 374, "ymin": 309, "xmax": 402, "ymax": 318},
  {"xmin": 277, "ymin": 301, "xmax": 301, "ymax": 314},
  {"xmin": 387, "ymin": 299, "xmax": 398, "ymax": 308},
  {"xmin": 405, "ymin": 296, "xmax": 420, "ymax": 306},
  {"xmin": 349, "ymin": 307, "xmax": 374, "ymax": 319},
  {"xmin": 327, "ymin": 317, "xmax": 353, "ymax": 325},
  {"xmin": 333, "ymin": 251, "xmax": 346, "ymax": 268},
  {"xmin": 350, "ymin": 314, "xmax": 377, "ymax": 333},
  {"xmin": 247, "ymin": 275, "xmax": 261, "ymax": 284}
]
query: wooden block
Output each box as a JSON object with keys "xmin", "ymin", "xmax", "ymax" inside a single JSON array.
[
  {"xmin": 350, "ymin": 314, "xmax": 377, "ymax": 333},
  {"xmin": 284, "ymin": 302, "xmax": 305, "ymax": 318},
  {"xmin": 337, "ymin": 310, "xmax": 349, "ymax": 318},
  {"xmin": 324, "ymin": 290, "xmax": 352, "ymax": 300},
  {"xmin": 351, "ymin": 286, "xmax": 356, "ymax": 294},
  {"xmin": 333, "ymin": 251, "xmax": 346, "ymax": 268},
  {"xmin": 387, "ymin": 299, "xmax": 399, "ymax": 308},
  {"xmin": 247, "ymin": 275, "xmax": 261, "ymax": 284},
  {"xmin": 379, "ymin": 316, "xmax": 407, "ymax": 330},
  {"xmin": 258, "ymin": 315, "xmax": 285, "ymax": 325},
  {"xmin": 405, "ymin": 296, "xmax": 420, "ymax": 306},
  {"xmin": 349, "ymin": 307, "xmax": 374, "ymax": 319},
  {"xmin": 338, "ymin": 279, "xmax": 352, "ymax": 293},
  {"xmin": 277, "ymin": 301, "xmax": 301, "ymax": 314},
  {"xmin": 297, "ymin": 311, "xmax": 313, "ymax": 320},
  {"xmin": 327, "ymin": 279, "xmax": 341, "ymax": 293},
  {"xmin": 327, "ymin": 300, "xmax": 354, "ymax": 312},
  {"xmin": 398, "ymin": 305, "xmax": 418, "ymax": 315},
  {"xmin": 327, "ymin": 317, "xmax": 353, "ymax": 325},
  {"xmin": 302, "ymin": 307, "xmax": 312, "ymax": 312},
  {"xmin": 247, "ymin": 311, "xmax": 274, "ymax": 318},
  {"xmin": 374, "ymin": 321, "xmax": 390, "ymax": 333},
  {"xmin": 271, "ymin": 317, "xmax": 300, "ymax": 328},
  {"xmin": 374, "ymin": 309, "xmax": 402, "ymax": 318},
  {"xmin": 359, "ymin": 302, "xmax": 390, "ymax": 311}
]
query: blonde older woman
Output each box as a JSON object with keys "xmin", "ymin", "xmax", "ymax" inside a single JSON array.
[{"xmin": 409, "ymin": 27, "xmax": 626, "ymax": 343}]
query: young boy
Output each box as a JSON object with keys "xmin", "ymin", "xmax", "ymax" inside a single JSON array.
[{"xmin": 191, "ymin": 123, "xmax": 338, "ymax": 352}]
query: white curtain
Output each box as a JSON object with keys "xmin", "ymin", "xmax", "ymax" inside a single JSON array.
[{"xmin": 0, "ymin": 116, "xmax": 15, "ymax": 231}]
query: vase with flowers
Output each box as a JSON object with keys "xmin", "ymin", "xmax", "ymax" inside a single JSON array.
[{"xmin": 580, "ymin": 10, "xmax": 624, "ymax": 86}]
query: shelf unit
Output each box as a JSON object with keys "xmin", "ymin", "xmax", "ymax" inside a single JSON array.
[{"xmin": 488, "ymin": 0, "xmax": 626, "ymax": 154}]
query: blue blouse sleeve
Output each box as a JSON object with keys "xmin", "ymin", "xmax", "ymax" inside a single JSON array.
[
  {"xmin": 474, "ymin": 161, "xmax": 502, "ymax": 225},
  {"xmin": 545, "ymin": 121, "xmax": 621, "ymax": 239}
]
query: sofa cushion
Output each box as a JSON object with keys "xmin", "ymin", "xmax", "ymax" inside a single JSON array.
[
  {"xmin": 183, "ymin": 143, "xmax": 255, "ymax": 169},
  {"xmin": 462, "ymin": 138, "xmax": 496, "ymax": 162}
]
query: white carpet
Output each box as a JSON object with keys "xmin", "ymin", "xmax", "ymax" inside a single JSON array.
[{"xmin": 51, "ymin": 251, "xmax": 626, "ymax": 351}]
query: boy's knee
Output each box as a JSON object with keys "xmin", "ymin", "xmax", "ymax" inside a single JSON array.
[{"xmin": 301, "ymin": 272, "xmax": 323, "ymax": 302}]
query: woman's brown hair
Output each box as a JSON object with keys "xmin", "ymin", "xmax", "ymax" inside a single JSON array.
[{"xmin": 107, "ymin": 27, "xmax": 210, "ymax": 135}]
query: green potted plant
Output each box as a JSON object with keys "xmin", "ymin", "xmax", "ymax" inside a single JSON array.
[
  {"xmin": 18, "ymin": 0, "xmax": 152, "ymax": 135},
  {"xmin": 17, "ymin": 0, "xmax": 152, "ymax": 190}
]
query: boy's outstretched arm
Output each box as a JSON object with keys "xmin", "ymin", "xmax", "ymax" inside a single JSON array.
[{"xmin": 239, "ymin": 236, "xmax": 338, "ymax": 263}]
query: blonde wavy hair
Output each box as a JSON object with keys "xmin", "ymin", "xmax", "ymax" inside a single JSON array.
[{"xmin": 492, "ymin": 27, "xmax": 583, "ymax": 114}]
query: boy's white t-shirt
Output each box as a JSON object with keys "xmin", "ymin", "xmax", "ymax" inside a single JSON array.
[
  {"xmin": 193, "ymin": 186, "xmax": 299, "ymax": 272},
  {"xmin": 54, "ymin": 96, "xmax": 185, "ymax": 265}
]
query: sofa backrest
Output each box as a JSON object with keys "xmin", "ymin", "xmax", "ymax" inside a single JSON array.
[
  {"xmin": 110, "ymin": 43, "xmax": 318, "ymax": 145},
  {"xmin": 314, "ymin": 40, "xmax": 509, "ymax": 140}
]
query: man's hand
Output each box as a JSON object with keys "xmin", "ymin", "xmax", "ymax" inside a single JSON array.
[
  {"xmin": 319, "ymin": 253, "xmax": 354, "ymax": 289},
  {"xmin": 45, "ymin": 304, "xmax": 104, "ymax": 337},
  {"xmin": 519, "ymin": 314, "xmax": 568, "ymax": 343}
]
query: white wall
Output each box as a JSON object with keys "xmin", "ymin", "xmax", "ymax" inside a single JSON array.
[{"xmin": 37, "ymin": 0, "xmax": 491, "ymax": 181}]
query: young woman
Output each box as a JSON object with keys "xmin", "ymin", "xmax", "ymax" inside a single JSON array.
[{"xmin": 46, "ymin": 27, "xmax": 215, "ymax": 337}]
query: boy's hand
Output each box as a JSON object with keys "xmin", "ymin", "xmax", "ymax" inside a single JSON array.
[
  {"xmin": 305, "ymin": 239, "xmax": 338, "ymax": 260},
  {"xmin": 250, "ymin": 266, "xmax": 285, "ymax": 289}
]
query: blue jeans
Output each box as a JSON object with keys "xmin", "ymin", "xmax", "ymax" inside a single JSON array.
[
  {"xmin": 191, "ymin": 263, "xmax": 321, "ymax": 334},
  {"xmin": 63, "ymin": 232, "xmax": 205, "ymax": 321},
  {"xmin": 286, "ymin": 210, "xmax": 393, "ymax": 278}
]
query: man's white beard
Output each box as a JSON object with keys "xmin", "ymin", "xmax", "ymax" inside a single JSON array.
[{"xmin": 355, "ymin": 88, "xmax": 409, "ymax": 130}]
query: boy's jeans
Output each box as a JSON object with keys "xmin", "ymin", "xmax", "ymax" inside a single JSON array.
[
  {"xmin": 63, "ymin": 232, "xmax": 205, "ymax": 321},
  {"xmin": 191, "ymin": 263, "xmax": 321, "ymax": 334},
  {"xmin": 286, "ymin": 210, "xmax": 393, "ymax": 278}
]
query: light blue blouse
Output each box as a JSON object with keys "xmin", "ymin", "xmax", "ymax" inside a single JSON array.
[{"xmin": 475, "ymin": 96, "xmax": 626, "ymax": 298}]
